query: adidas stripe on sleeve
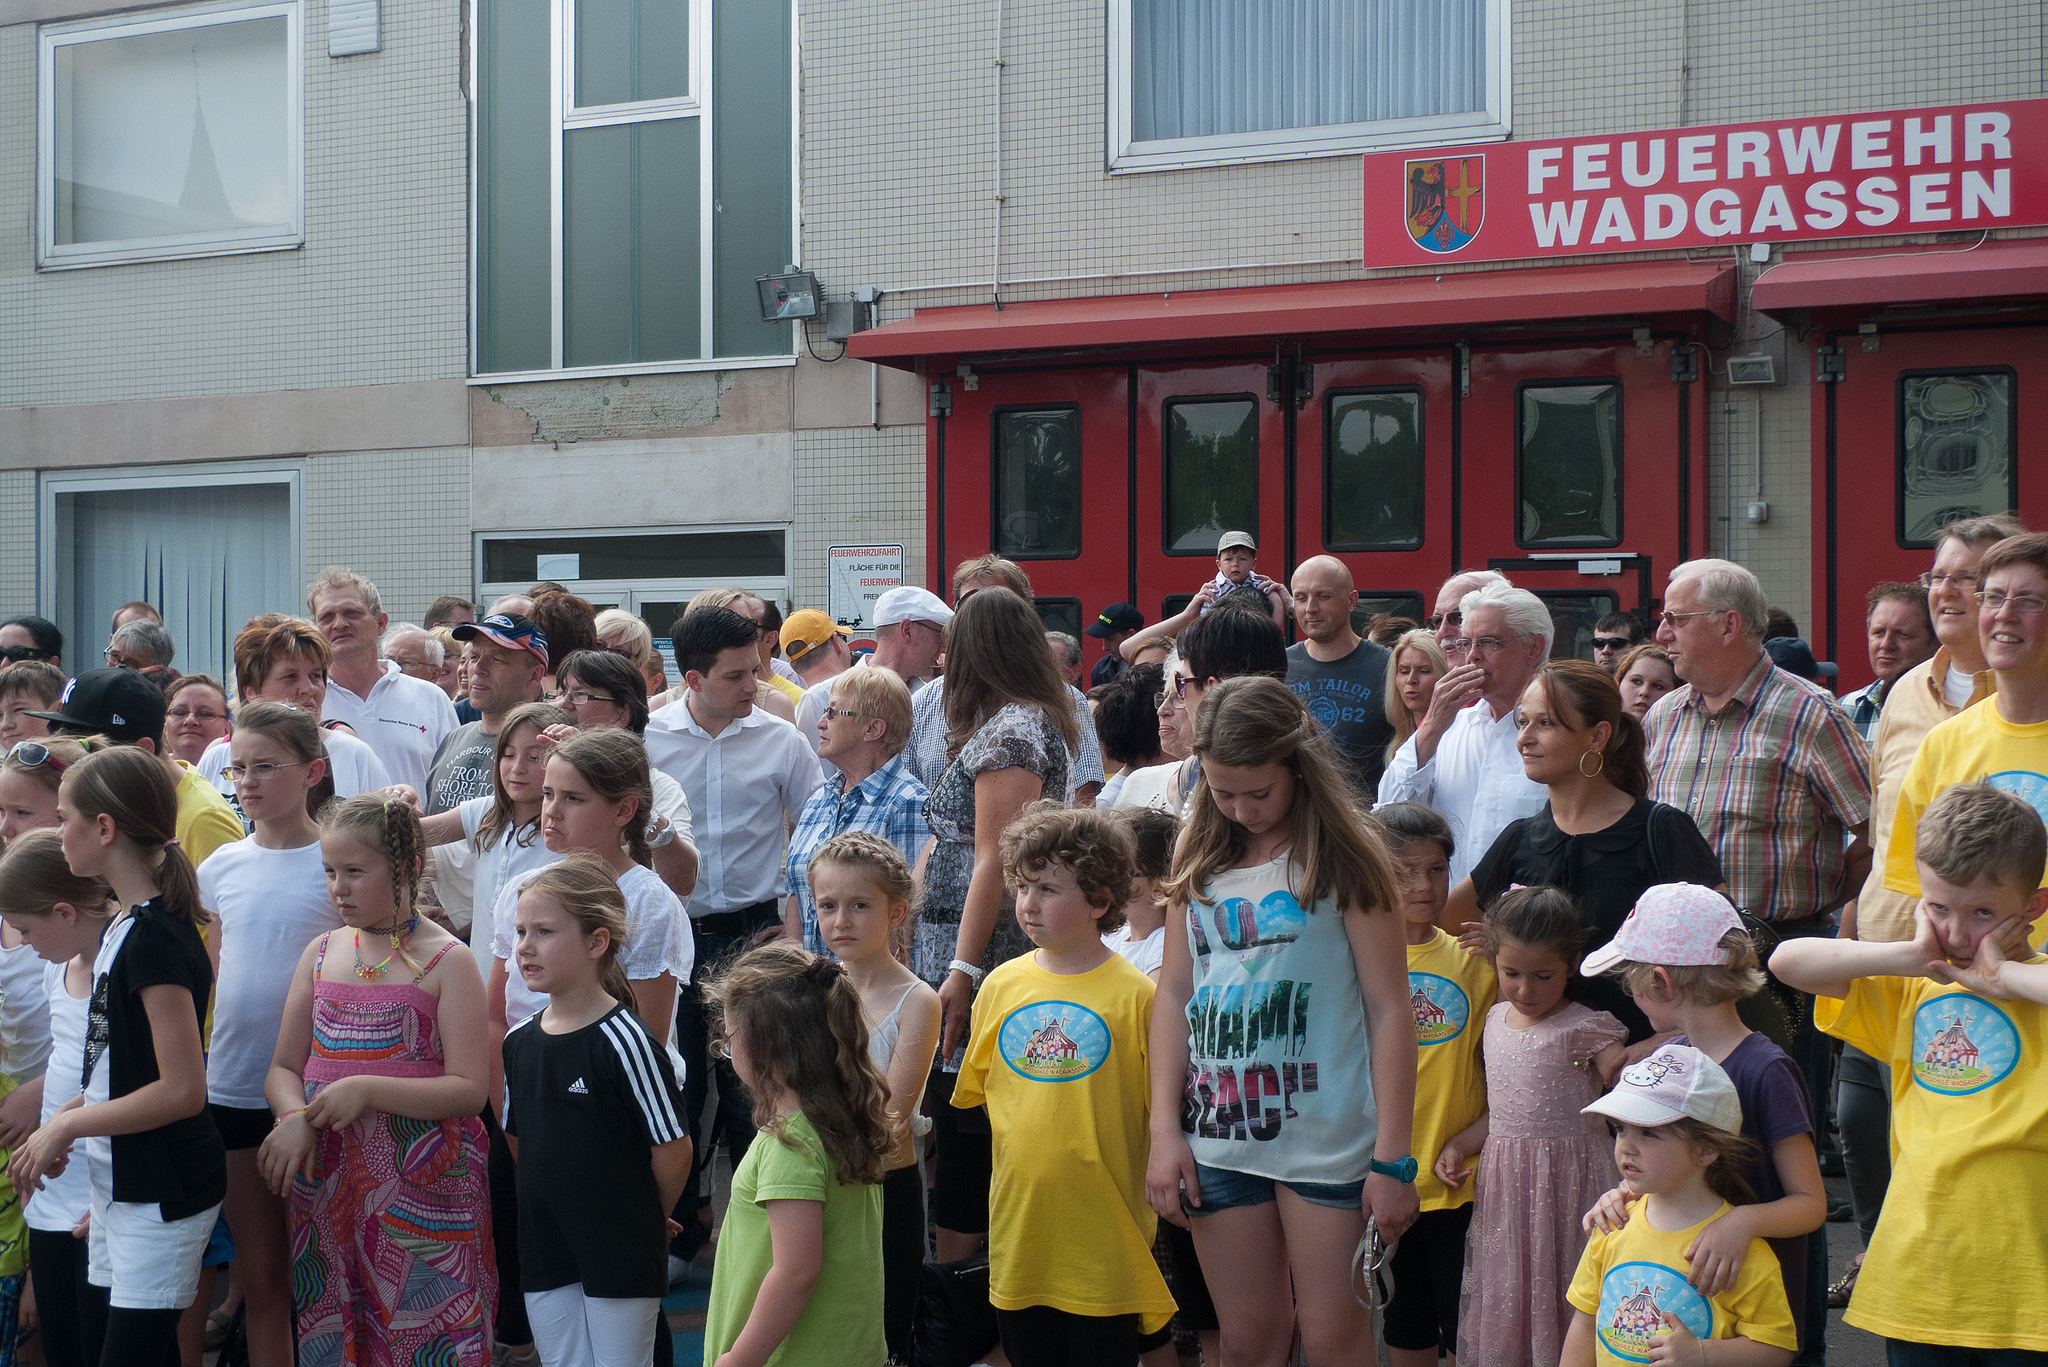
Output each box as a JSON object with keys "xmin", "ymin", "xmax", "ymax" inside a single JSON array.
[{"xmin": 600, "ymin": 1012, "xmax": 687, "ymax": 1146}]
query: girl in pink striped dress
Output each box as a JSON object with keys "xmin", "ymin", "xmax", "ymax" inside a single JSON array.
[{"xmin": 259, "ymin": 796, "xmax": 495, "ymax": 1367}]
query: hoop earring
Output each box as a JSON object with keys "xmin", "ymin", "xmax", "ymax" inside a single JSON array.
[{"xmin": 1579, "ymin": 750, "xmax": 1605, "ymax": 779}]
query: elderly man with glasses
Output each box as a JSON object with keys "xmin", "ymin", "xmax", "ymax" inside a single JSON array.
[{"xmin": 1378, "ymin": 580, "xmax": 1551, "ymax": 887}]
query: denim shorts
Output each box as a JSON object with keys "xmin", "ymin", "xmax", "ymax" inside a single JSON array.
[{"xmin": 1182, "ymin": 1161, "xmax": 1364, "ymax": 1217}]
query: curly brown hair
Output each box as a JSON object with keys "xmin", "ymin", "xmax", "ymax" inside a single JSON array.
[
  {"xmin": 702, "ymin": 941, "xmax": 894, "ymax": 1187},
  {"xmin": 1000, "ymin": 801, "xmax": 1136, "ymax": 932}
]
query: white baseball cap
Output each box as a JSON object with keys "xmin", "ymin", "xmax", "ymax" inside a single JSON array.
[
  {"xmin": 873, "ymin": 586, "xmax": 953, "ymax": 628},
  {"xmin": 1583, "ymin": 1043, "xmax": 1742, "ymax": 1135},
  {"xmin": 1581, "ymin": 883, "xmax": 1746, "ymax": 978}
]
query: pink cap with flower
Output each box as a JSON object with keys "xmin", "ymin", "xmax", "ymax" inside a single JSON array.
[{"xmin": 1581, "ymin": 883, "xmax": 1744, "ymax": 977}]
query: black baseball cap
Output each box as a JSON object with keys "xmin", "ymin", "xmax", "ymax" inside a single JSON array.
[
  {"xmin": 27, "ymin": 668, "xmax": 167, "ymax": 745},
  {"xmin": 1763, "ymin": 636, "xmax": 1839, "ymax": 681},
  {"xmin": 1085, "ymin": 603, "xmax": 1145, "ymax": 638}
]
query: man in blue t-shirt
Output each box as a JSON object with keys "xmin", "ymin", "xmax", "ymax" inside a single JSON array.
[{"xmin": 1284, "ymin": 556, "xmax": 1393, "ymax": 799}]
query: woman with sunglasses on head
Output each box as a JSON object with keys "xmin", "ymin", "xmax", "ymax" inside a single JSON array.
[{"xmin": 161, "ymin": 677, "xmax": 230, "ymax": 769}]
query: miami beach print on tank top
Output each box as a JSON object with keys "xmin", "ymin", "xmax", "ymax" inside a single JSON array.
[{"xmin": 1183, "ymin": 851, "xmax": 1376, "ymax": 1184}]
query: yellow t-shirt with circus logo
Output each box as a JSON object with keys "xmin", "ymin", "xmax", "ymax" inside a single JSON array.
[
  {"xmin": 953, "ymin": 951, "xmax": 1176, "ymax": 1333},
  {"xmin": 1567, "ymin": 1201, "xmax": 1796, "ymax": 1365},
  {"xmin": 1817, "ymin": 969, "xmax": 2048, "ymax": 1351},
  {"xmin": 1406, "ymin": 929, "xmax": 1494, "ymax": 1212}
]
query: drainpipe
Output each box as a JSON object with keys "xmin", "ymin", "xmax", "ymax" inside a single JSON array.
[{"xmin": 990, "ymin": 0, "xmax": 1006, "ymax": 310}]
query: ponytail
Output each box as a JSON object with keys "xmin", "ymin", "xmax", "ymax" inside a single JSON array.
[
  {"xmin": 548, "ymin": 729, "xmax": 656, "ymax": 869},
  {"xmin": 63, "ymin": 747, "xmax": 208, "ymax": 930},
  {"xmin": 522, "ymin": 855, "xmax": 638, "ymax": 1015}
]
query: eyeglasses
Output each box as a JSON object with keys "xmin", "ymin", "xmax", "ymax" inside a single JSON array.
[
  {"xmin": 1974, "ymin": 590, "xmax": 2048, "ymax": 616},
  {"xmin": 6, "ymin": 741, "xmax": 67, "ymax": 772},
  {"xmin": 1450, "ymin": 635, "xmax": 1514, "ymax": 656},
  {"xmin": 560, "ymin": 690, "xmax": 614, "ymax": 708},
  {"xmin": 1656, "ymin": 609, "xmax": 1719, "ymax": 629},
  {"xmin": 102, "ymin": 650, "xmax": 147, "ymax": 669},
  {"xmin": 1919, "ymin": 570, "xmax": 1981, "ymax": 590},
  {"xmin": 1424, "ymin": 610, "xmax": 1462, "ymax": 632},
  {"xmin": 0, "ymin": 647, "xmax": 44, "ymax": 664},
  {"xmin": 820, "ymin": 705, "xmax": 868, "ymax": 722},
  {"xmin": 167, "ymin": 707, "xmax": 226, "ymax": 723},
  {"xmin": 222, "ymin": 760, "xmax": 311, "ymax": 782},
  {"xmin": 1152, "ymin": 674, "xmax": 1196, "ymax": 709},
  {"xmin": 1593, "ymin": 636, "xmax": 1633, "ymax": 652}
]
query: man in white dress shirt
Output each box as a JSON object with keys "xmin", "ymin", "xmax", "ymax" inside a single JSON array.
[
  {"xmin": 643, "ymin": 604, "xmax": 821, "ymax": 1260},
  {"xmin": 1377, "ymin": 579, "xmax": 1551, "ymax": 886},
  {"xmin": 310, "ymin": 566, "xmax": 459, "ymax": 793}
]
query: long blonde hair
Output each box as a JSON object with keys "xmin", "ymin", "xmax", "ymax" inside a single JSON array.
[
  {"xmin": 521, "ymin": 854, "xmax": 636, "ymax": 1014},
  {"xmin": 476, "ymin": 703, "xmax": 571, "ymax": 852},
  {"xmin": 703, "ymin": 941, "xmax": 893, "ymax": 1187},
  {"xmin": 1382, "ymin": 630, "xmax": 1448, "ymax": 762},
  {"xmin": 1162, "ymin": 677, "xmax": 1399, "ymax": 918}
]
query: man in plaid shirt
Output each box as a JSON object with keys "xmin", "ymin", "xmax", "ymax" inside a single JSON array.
[{"xmin": 1643, "ymin": 557, "xmax": 1872, "ymax": 1367}]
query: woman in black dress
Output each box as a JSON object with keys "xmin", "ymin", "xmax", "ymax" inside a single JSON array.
[{"xmin": 1441, "ymin": 658, "xmax": 1722, "ymax": 1040}]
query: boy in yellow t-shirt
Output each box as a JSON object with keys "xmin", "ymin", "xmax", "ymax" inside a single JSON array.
[
  {"xmin": 954, "ymin": 805, "xmax": 1177, "ymax": 1365},
  {"xmin": 1374, "ymin": 802, "xmax": 1493, "ymax": 1367},
  {"xmin": 1773, "ymin": 781, "xmax": 2048, "ymax": 1358}
]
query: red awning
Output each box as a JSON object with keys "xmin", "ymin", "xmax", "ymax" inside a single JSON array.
[
  {"xmin": 847, "ymin": 260, "xmax": 1737, "ymax": 369},
  {"xmin": 1751, "ymin": 237, "xmax": 2048, "ymax": 314}
]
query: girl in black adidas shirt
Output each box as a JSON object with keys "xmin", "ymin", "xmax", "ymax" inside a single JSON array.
[
  {"xmin": 10, "ymin": 747, "xmax": 224, "ymax": 1367},
  {"xmin": 502, "ymin": 854, "xmax": 691, "ymax": 1367}
]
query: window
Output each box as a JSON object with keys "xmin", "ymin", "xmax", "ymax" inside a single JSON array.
[
  {"xmin": 993, "ymin": 407, "xmax": 1082, "ymax": 559},
  {"xmin": 1352, "ymin": 592, "xmax": 1425, "ymax": 637},
  {"xmin": 1897, "ymin": 371, "xmax": 2017, "ymax": 547},
  {"xmin": 38, "ymin": 1, "xmax": 302, "ymax": 269},
  {"xmin": 1107, "ymin": 0, "xmax": 1508, "ymax": 173},
  {"xmin": 42, "ymin": 464, "xmax": 304, "ymax": 681},
  {"xmin": 1163, "ymin": 396, "xmax": 1258, "ymax": 555},
  {"xmin": 476, "ymin": 0, "xmax": 794, "ymax": 376},
  {"xmin": 1326, "ymin": 390, "xmax": 1423, "ymax": 551},
  {"xmin": 1532, "ymin": 591, "xmax": 1620, "ymax": 662},
  {"xmin": 1517, "ymin": 382, "xmax": 1621, "ymax": 548},
  {"xmin": 1034, "ymin": 598, "xmax": 1083, "ymax": 644}
]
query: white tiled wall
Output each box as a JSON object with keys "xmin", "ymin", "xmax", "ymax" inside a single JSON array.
[
  {"xmin": 790, "ymin": 425, "xmax": 927, "ymax": 609},
  {"xmin": 0, "ymin": 0, "xmax": 468, "ymax": 409},
  {"xmin": 303, "ymin": 446, "xmax": 473, "ymax": 623}
]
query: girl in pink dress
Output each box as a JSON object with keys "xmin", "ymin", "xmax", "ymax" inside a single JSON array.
[
  {"xmin": 259, "ymin": 796, "xmax": 495, "ymax": 1367},
  {"xmin": 1454, "ymin": 886, "xmax": 1627, "ymax": 1367}
]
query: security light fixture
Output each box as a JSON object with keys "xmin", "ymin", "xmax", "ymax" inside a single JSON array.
[{"xmin": 756, "ymin": 270, "xmax": 822, "ymax": 323}]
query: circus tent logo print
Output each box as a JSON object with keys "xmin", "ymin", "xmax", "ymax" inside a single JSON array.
[
  {"xmin": 1912, "ymin": 994, "xmax": 2020, "ymax": 1096},
  {"xmin": 1408, "ymin": 972, "xmax": 1470, "ymax": 1046},
  {"xmin": 999, "ymin": 1001, "xmax": 1111, "ymax": 1082},
  {"xmin": 1595, "ymin": 1262, "xmax": 1713, "ymax": 1363}
]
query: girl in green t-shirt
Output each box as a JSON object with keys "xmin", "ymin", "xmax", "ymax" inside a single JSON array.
[{"xmin": 702, "ymin": 943, "xmax": 895, "ymax": 1367}]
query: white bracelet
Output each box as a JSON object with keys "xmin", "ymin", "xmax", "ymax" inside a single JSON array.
[{"xmin": 948, "ymin": 958, "xmax": 985, "ymax": 986}]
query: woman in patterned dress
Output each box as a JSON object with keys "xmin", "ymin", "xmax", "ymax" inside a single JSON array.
[{"xmin": 260, "ymin": 796, "xmax": 494, "ymax": 1366}]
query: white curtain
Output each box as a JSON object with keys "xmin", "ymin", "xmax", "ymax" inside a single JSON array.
[
  {"xmin": 1131, "ymin": 0, "xmax": 1487, "ymax": 141},
  {"xmin": 56, "ymin": 482, "xmax": 297, "ymax": 684}
]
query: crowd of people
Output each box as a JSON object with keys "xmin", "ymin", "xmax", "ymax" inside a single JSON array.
[{"xmin": 0, "ymin": 511, "xmax": 2037, "ymax": 1367}]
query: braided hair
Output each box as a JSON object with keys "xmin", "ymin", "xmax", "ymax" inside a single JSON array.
[{"xmin": 320, "ymin": 794, "xmax": 427, "ymax": 971}]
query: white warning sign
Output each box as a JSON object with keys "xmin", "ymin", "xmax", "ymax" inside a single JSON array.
[{"xmin": 827, "ymin": 544, "xmax": 904, "ymax": 631}]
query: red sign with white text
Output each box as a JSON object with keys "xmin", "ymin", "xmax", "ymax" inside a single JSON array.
[{"xmin": 1363, "ymin": 100, "xmax": 2048, "ymax": 268}]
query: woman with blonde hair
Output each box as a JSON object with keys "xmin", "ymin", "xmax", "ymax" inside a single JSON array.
[
  {"xmin": 595, "ymin": 608, "xmax": 666, "ymax": 697},
  {"xmin": 1382, "ymin": 630, "xmax": 1450, "ymax": 767}
]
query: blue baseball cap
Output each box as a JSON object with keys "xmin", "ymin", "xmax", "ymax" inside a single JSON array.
[{"xmin": 453, "ymin": 613, "xmax": 550, "ymax": 669}]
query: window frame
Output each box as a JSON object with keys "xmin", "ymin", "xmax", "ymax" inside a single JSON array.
[
  {"xmin": 1323, "ymin": 386, "xmax": 1426, "ymax": 553},
  {"xmin": 1894, "ymin": 367, "xmax": 2019, "ymax": 549},
  {"xmin": 37, "ymin": 0, "xmax": 305, "ymax": 270},
  {"xmin": 1513, "ymin": 377, "xmax": 1625, "ymax": 551},
  {"xmin": 1103, "ymin": 0, "xmax": 1511, "ymax": 174},
  {"xmin": 468, "ymin": 0, "xmax": 800, "ymax": 377},
  {"xmin": 990, "ymin": 403, "xmax": 1085, "ymax": 562},
  {"xmin": 1160, "ymin": 392, "xmax": 1261, "ymax": 558}
]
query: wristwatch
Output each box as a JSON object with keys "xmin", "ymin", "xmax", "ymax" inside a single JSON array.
[
  {"xmin": 948, "ymin": 958, "xmax": 986, "ymax": 986},
  {"xmin": 1370, "ymin": 1156, "xmax": 1419, "ymax": 1184}
]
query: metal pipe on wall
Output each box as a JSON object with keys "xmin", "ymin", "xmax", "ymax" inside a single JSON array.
[{"xmin": 990, "ymin": 0, "xmax": 1006, "ymax": 310}]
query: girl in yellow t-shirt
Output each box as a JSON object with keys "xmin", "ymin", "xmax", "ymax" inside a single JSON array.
[{"xmin": 1564, "ymin": 1043, "xmax": 1797, "ymax": 1367}]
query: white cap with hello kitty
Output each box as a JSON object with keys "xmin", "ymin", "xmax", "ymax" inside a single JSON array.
[{"xmin": 1582, "ymin": 1042, "xmax": 1743, "ymax": 1135}]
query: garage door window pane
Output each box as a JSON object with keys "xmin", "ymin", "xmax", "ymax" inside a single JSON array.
[
  {"xmin": 575, "ymin": 0, "xmax": 689, "ymax": 107},
  {"xmin": 1518, "ymin": 383, "xmax": 1621, "ymax": 547},
  {"xmin": 563, "ymin": 119, "xmax": 700, "ymax": 366},
  {"xmin": 1164, "ymin": 397, "xmax": 1258, "ymax": 555},
  {"xmin": 49, "ymin": 11, "xmax": 296, "ymax": 257},
  {"xmin": 994, "ymin": 407, "xmax": 1081, "ymax": 559},
  {"xmin": 1326, "ymin": 391, "xmax": 1422, "ymax": 550},
  {"xmin": 1898, "ymin": 372, "xmax": 2016, "ymax": 547}
]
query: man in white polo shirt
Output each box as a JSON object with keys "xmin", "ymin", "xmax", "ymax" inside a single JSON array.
[
  {"xmin": 644, "ymin": 604, "xmax": 821, "ymax": 1259},
  {"xmin": 794, "ymin": 585, "xmax": 953, "ymax": 770},
  {"xmin": 309, "ymin": 566, "xmax": 459, "ymax": 793}
]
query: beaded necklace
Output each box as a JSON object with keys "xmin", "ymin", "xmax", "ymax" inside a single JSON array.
[{"xmin": 352, "ymin": 914, "xmax": 421, "ymax": 979}]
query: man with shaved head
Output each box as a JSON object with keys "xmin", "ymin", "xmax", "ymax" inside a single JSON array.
[{"xmin": 1286, "ymin": 555, "xmax": 1395, "ymax": 796}]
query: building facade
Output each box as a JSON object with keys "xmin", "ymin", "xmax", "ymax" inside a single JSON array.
[{"xmin": 1, "ymin": 0, "xmax": 2041, "ymax": 686}]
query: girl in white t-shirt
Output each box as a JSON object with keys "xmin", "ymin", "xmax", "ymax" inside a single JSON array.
[
  {"xmin": 0, "ymin": 828, "xmax": 113, "ymax": 1367},
  {"xmin": 197, "ymin": 702, "xmax": 342, "ymax": 1367},
  {"xmin": 1104, "ymin": 807, "xmax": 1178, "ymax": 980},
  {"xmin": 1147, "ymin": 677, "xmax": 1417, "ymax": 1367},
  {"xmin": 418, "ymin": 703, "xmax": 570, "ymax": 973}
]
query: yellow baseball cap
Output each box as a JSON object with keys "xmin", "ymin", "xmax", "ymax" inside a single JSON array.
[{"xmin": 780, "ymin": 609, "xmax": 852, "ymax": 657}]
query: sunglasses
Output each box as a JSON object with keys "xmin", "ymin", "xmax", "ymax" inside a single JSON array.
[
  {"xmin": 7, "ymin": 741, "xmax": 68, "ymax": 771},
  {"xmin": 1424, "ymin": 610, "xmax": 1462, "ymax": 632},
  {"xmin": 0, "ymin": 647, "xmax": 45, "ymax": 664},
  {"xmin": 1593, "ymin": 636, "xmax": 1634, "ymax": 652}
]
